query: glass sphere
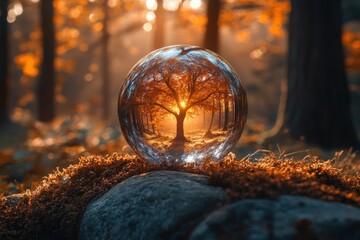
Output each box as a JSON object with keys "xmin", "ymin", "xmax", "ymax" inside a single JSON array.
[{"xmin": 118, "ymin": 45, "xmax": 247, "ymax": 163}]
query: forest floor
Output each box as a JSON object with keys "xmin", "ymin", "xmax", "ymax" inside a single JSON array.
[
  {"xmin": 145, "ymin": 129, "xmax": 228, "ymax": 158},
  {"xmin": 1, "ymin": 153, "xmax": 359, "ymax": 239}
]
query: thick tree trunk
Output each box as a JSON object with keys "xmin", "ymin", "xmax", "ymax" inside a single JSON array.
[
  {"xmin": 102, "ymin": 0, "xmax": 110, "ymax": 120},
  {"xmin": 154, "ymin": 0, "xmax": 164, "ymax": 49},
  {"xmin": 175, "ymin": 111, "xmax": 186, "ymax": 141},
  {"xmin": 204, "ymin": 0, "xmax": 221, "ymax": 52},
  {"xmin": 38, "ymin": 0, "xmax": 55, "ymax": 122},
  {"xmin": 223, "ymin": 93, "xmax": 229, "ymax": 131},
  {"xmin": 0, "ymin": 0, "xmax": 9, "ymax": 123},
  {"xmin": 285, "ymin": 0, "xmax": 359, "ymax": 148}
]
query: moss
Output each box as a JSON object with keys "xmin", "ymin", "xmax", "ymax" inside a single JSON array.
[{"xmin": 0, "ymin": 152, "xmax": 359, "ymax": 239}]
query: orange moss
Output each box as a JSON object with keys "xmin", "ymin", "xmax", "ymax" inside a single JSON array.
[{"xmin": 0, "ymin": 152, "xmax": 359, "ymax": 239}]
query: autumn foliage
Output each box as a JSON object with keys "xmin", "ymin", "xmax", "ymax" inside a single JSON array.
[{"xmin": 7, "ymin": 0, "xmax": 360, "ymax": 120}]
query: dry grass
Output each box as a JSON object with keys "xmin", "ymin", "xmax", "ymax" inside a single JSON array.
[{"xmin": 0, "ymin": 152, "xmax": 359, "ymax": 240}]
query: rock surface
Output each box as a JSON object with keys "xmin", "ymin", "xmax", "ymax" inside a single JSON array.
[
  {"xmin": 190, "ymin": 195, "xmax": 360, "ymax": 240},
  {"xmin": 79, "ymin": 171, "xmax": 225, "ymax": 240}
]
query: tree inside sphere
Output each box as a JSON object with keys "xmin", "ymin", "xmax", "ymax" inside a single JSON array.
[{"xmin": 118, "ymin": 45, "xmax": 247, "ymax": 163}]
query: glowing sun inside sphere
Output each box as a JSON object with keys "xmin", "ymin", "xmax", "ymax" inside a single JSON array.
[
  {"xmin": 180, "ymin": 101, "xmax": 186, "ymax": 108},
  {"xmin": 118, "ymin": 45, "xmax": 247, "ymax": 163}
]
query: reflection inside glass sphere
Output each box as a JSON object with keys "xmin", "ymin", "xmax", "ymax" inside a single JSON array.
[{"xmin": 118, "ymin": 45, "xmax": 247, "ymax": 163}]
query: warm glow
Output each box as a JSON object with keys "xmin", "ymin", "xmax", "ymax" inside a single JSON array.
[
  {"xmin": 108, "ymin": 0, "xmax": 119, "ymax": 8},
  {"xmin": 13, "ymin": 2, "xmax": 23, "ymax": 16},
  {"xmin": 163, "ymin": 0, "xmax": 182, "ymax": 11},
  {"xmin": 7, "ymin": 9, "xmax": 16, "ymax": 23},
  {"xmin": 180, "ymin": 101, "xmax": 186, "ymax": 108},
  {"xmin": 84, "ymin": 73, "xmax": 94, "ymax": 82},
  {"xmin": 189, "ymin": 0, "xmax": 202, "ymax": 10},
  {"xmin": 14, "ymin": 53, "xmax": 40, "ymax": 77},
  {"xmin": 143, "ymin": 22, "xmax": 153, "ymax": 32},
  {"xmin": 250, "ymin": 47, "xmax": 267, "ymax": 60},
  {"xmin": 88, "ymin": 13, "xmax": 97, "ymax": 23},
  {"xmin": 145, "ymin": 11, "xmax": 156, "ymax": 22},
  {"xmin": 93, "ymin": 22, "xmax": 103, "ymax": 32},
  {"xmin": 146, "ymin": 0, "xmax": 158, "ymax": 11}
]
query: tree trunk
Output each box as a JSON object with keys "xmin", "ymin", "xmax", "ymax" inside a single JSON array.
[
  {"xmin": 136, "ymin": 109, "xmax": 144, "ymax": 133},
  {"xmin": 146, "ymin": 113, "xmax": 150, "ymax": 130},
  {"xmin": 229, "ymin": 95, "xmax": 235, "ymax": 127},
  {"xmin": 102, "ymin": 0, "xmax": 110, "ymax": 120},
  {"xmin": 204, "ymin": 0, "xmax": 221, "ymax": 52},
  {"xmin": 218, "ymin": 94, "xmax": 222, "ymax": 128},
  {"xmin": 150, "ymin": 113, "xmax": 155, "ymax": 133},
  {"xmin": 233, "ymin": 94, "xmax": 239, "ymax": 122},
  {"xmin": 140, "ymin": 111, "xmax": 144, "ymax": 127},
  {"xmin": 38, "ymin": 0, "xmax": 55, "ymax": 122},
  {"xmin": 131, "ymin": 108, "xmax": 138, "ymax": 131},
  {"xmin": 203, "ymin": 109, "xmax": 206, "ymax": 127},
  {"xmin": 175, "ymin": 111, "xmax": 186, "ymax": 141},
  {"xmin": 154, "ymin": 0, "xmax": 164, "ymax": 49},
  {"xmin": 205, "ymin": 97, "xmax": 215, "ymax": 137},
  {"xmin": 223, "ymin": 93, "xmax": 229, "ymax": 131},
  {"xmin": 0, "ymin": 0, "xmax": 9, "ymax": 123},
  {"xmin": 284, "ymin": 0, "xmax": 359, "ymax": 148}
]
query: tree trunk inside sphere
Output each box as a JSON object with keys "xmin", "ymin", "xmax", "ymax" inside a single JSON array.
[
  {"xmin": 205, "ymin": 98, "xmax": 215, "ymax": 137},
  {"xmin": 175, "ymin": 111, "xmax": 186, "ymax": 142},
  {"xmin": 223, "ymin": 94, "xmax": 229, "ymax": 131}
]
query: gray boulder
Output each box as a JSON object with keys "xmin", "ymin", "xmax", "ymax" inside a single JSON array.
[
  {"xmin": 79, "ymin": 171, "xmax": 225, "ymax": 240},
  {"xmin": 190, "ymin": 195, "xmax": 360, "ymax": 240}
]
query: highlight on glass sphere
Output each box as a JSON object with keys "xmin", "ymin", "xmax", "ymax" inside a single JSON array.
[{"xmin": 118, "ymin": 45, "xmax": 247, "ymax": 163}]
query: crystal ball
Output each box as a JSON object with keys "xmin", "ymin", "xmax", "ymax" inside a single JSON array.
[{"xmin": 118, "ymin": 45, "xmax": 247, "ymax": 163}]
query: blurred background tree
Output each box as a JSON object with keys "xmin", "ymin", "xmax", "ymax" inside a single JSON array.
[
  {"xmin": 204, "ymin": 0, "xmax": 220, "ymax": 52},
  {"xmin": 102, "ymin": 0, "xmax": 110, "ymax": 119},
  {"xmin": 154, "ymin": 0, "xmax": 165, "ymax": 49},
  {"xmin": 38, "ymin": 0, "xmax": 55, "ymax": 122},
  {"xmin": 265, "ymin": 0, "xmax": 359, "ymax": 149},
  {"xmin": 0, "ymin": 0, "xmax": 9, "ymax": 124}
]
